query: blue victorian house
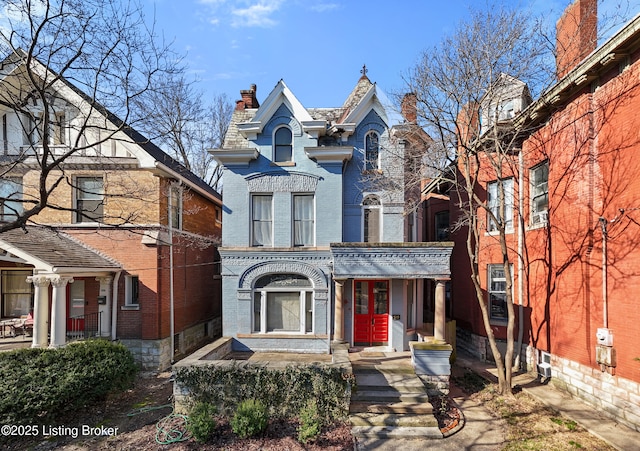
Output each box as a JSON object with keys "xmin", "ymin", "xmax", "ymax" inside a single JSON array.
[{"xmin": 211, "ymin": 71, "xmax": 453, "ymax": 354}]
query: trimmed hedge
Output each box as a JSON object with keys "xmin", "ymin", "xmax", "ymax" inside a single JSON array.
[
  {"xmin": 0, "ymin": 339, "xmax": 137, "ymax": 424},
  {"xmin": 175, "ymin": 363, "xmax": 352, "ymax": 425}
]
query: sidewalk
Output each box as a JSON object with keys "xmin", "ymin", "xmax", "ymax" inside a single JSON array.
[{"xmin": 455, "ymin": 352, "xmax": 640, "ymax": 451}]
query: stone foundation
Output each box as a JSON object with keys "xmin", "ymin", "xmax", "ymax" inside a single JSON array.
[{"xmin": 120, "ymin": 319, "xmax": 221, "ymax": 372}]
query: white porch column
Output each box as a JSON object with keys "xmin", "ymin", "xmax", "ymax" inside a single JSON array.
[
  {"xmin": 28, "ymin": 275, "xmax": 50, "ymax": 348},
  {"xmin": 50, "ymin": 276, "xmax": 73, "ymax": 348},
  {"xmin": 434, "ymin": 278, "xmax": 449, "ymax": 342},
  {"xmin": 333, "ymin": 279, "xmax": 346, "ymax": 343},
  {"xmin": 96, "ymin": 277, "xmax": 113, "ymax": 337}
]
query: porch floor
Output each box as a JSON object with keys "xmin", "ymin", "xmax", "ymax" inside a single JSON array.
[{"xmin": 0, "ymin": 334, "xmax": 32, "ymax": 352}]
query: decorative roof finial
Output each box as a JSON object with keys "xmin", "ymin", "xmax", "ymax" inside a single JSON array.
[{"xmin": 360, "ymin": 64, "xmax": 368, "ymax": 77}]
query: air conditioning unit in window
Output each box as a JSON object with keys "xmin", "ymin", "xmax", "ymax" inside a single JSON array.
[
  {"xmin": 537, "ymin": 351, "xmax": 552, "ymax": 380},
  {"xmin": 533, "ymin": 210, "xmax": 548, "ymax": 225}
]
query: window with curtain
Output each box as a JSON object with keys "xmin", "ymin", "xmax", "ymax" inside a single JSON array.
[
  {"xmin": 0, "ymin": 177, "xmax": 23, "ymax": 222},
  {"xmin": 363, "ymin": 195, "xmax": 381, "ymax": 242},
  {"xmin": 252, "ymin": 194, "xmax": 273, "ymax": 246},
  {"xmin": 293, "ymin": 194, "xmax": 314, "ymax": 246},
  {"xmin": 75, "ymin": 176, "xmax": 104, "ymax": 223},
  {"xmin": 365, "ymin": 131, "xmax": 380, "ymax": 171},
  {"xmin": 531, "ymin": 161, "xmax": 549, "ymax": 225},
  {"xmin": 2, "ymin": 270, "xmax": 33, "ymax": 318},
  {"xmin": 274, "ymin": 127, "xmax": 292, "ymax": 162},
  {"xmin": 253, "ymin": 274, "xmax": 313, "ymax": 333},
  {"xmin": 487, "ymin": 178, "xmax": 513, "ymax": 232}
]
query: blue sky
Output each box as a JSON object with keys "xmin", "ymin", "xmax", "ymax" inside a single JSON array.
[
  {"xmin": 1, "ymin": 1, "xmax": 638, "ymax": 108},
  {"xmin": 144, "ymin": 0, "xmax": 638, "ymax": 108}
]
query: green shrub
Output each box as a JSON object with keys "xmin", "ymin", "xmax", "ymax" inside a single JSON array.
[
  {"xmin": 231, "ymin": 399, "xmax": 268, "ymax": 438},
  {"xmin": 297, "ymin": 399, "xmax": 321, "ymax": 444},
  {"xmin": 175, "ymin": 363, "xmax": 352, "ymax": 422},
  {"xmin": 187, "ymin": 402, "xmax": 217, "ymax": 443},
  {"xmin": 0, "ymin": 339, "xmax": 137, "ymax": 425}
]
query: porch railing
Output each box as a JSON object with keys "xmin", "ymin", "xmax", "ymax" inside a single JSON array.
[{"xmin": 67, "ymin": 311, "xmax": 102, "ymax": 340}]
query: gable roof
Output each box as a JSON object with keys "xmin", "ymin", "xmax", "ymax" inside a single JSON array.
[
  {"xmin": 218, "ymin": 76, "xmax": 401, "ymax": 152},
  {"xmin": 0, "ymin": 50, "xmax": 221, "ymax": 204},
  {"xmin": 0, "ymin": 226, "xmax": 122, "ymax": 273}
]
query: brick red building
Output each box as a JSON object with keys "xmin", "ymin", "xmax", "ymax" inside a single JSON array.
[
  {"xmin": 0, "ymin": 53, "xmax": 222, "ymax": 371},
  {"xmin": 427, "ymin": 0, "xmax": 640, "ymax": 430}
]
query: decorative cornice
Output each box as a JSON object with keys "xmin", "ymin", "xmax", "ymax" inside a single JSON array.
[
  {"xmin": 209, "ymin": 148, "xmax": 259, "ymax": 167},
  {"xmin": 304, "ymin": 146, "xmax": 353, "ymax": 164},
  {"xmin": 238, "ymin": 260, "xmax": 329, "ymax": 291}
]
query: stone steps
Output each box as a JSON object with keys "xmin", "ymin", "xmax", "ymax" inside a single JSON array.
[{"xmin": 349, "ymin": 365, "xmax": 443, "ymax": 439}]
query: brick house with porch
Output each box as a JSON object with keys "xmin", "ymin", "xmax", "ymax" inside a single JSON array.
[{"xmin": 0, "ymin": 52, "xmax": 222, "ymax": 371}]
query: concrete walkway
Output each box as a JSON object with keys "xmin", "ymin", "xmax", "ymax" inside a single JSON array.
[
  {"xmin": 347, "ymin": 347, "xmax": 640, "ymax": 450},
  {"xmin": 456, "ymin": 352, "xmax": 640, "ymax": 451}
]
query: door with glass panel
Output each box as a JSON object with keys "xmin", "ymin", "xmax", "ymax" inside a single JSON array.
[{"xmin": 353, "ymin": 280, "xmax": 389, "ymax": 346}]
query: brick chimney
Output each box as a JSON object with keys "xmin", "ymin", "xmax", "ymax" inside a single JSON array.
[
  {"xmin": 401, "ymin": 93, "xmax": 417, "ymax": 123},
  {"xmin": 235, "ymin": 84, "xmax": 259, "ymax": 110},
  {"xmin": 556, "ymin": 0, "xmax": 597, "ymax": 79}
]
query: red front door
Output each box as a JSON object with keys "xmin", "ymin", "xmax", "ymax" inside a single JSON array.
[{"xmin": 353, "ymin": 280, "xmax": 389, "ymax": 346}]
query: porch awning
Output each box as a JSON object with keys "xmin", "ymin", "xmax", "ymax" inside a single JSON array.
[
  {"xmin": 0, "ymin": 226, "xmax": 121, "ymax": 273},
  {"xmin": 330, "ymin": 242, "xmax": 454, "ymax": 279}
]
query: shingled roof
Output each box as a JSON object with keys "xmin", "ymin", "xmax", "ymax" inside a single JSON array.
[{"xmin": 0, "ymin": 226, "xmax": 121, "ymax": 272}]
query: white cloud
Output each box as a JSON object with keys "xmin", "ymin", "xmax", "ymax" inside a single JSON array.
[
  {"xmin": 309, "ymin": 3, "xmax": 339, "ymax": 13},
  {"xmin": 231, "ymin": 1, "xmax": 283, "ymax": 28}
]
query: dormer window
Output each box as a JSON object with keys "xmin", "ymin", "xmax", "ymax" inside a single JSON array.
[
  {"xmin": 365, "ymin": 131, "xmax": 380, "ymax": 171},
  {"xmin": 274, "ymin": 126, "xmax": 292, "ymax": 163}
]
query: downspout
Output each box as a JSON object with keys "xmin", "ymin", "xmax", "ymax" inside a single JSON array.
[
  {"xmin": 515, "ymin": 150, "xmax": 525, "ymax": 369},
  {"xmin": 599, "ymin": 217, "xmax": 608, "ymax": 328},
  {"xmin": 169, "ymin": 187, "xmax": 175, "ymax": 363},
  {"xmin": 111, "ymin": 270, "xmax": 122, "ymax": 340}
]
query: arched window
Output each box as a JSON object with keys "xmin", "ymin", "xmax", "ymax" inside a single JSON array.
[
  {"xmin": 274, "ymin": 126, "xmax": 292, "ymax": 162},
  {"xmin": 253, "ymin": 274, "xmax": 313, "ymax": 333},
  {"xmin": 362, "ymin": 195, "xmax": 381, "ymax": 242},
  {"xmin": 364, "ymin": 131, "xmax": 379, "ymax": 171}
]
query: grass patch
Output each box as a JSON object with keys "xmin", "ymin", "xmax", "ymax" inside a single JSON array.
[{"xmin": 466, "ymin": 377, "xmax": 616, "ymax": 451}]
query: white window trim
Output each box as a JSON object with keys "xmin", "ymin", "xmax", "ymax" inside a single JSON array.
[
  {"xmin": 251, "ymin": 194, "xmax": 274, "ymax": 247},
  {"xmin": 74, "ymin": 175, "xmax": 104, "ymax": 224},
  {"xmin": 487, "ymin": 263, "xmax": 512, "ymax": 323},
  {"xmin": 254, "ymin": 288, "xmax": 314, "ymax": 334},
  {"xmin": 486, "ymin": 178, "xmax": 514, "ymax": 235},
  {"xmin": 530, "ymin": 161, "xmax": 549, "ymax": 229},
  {"xmin": 292, "ymin": 193, "xmax": 315, "ymax": 247},
  {"xmin": 273, "ymin": 125, "xmax": 294, "ymax": 164},
  {"xmin": 123, "ymin": 275, "xmax": 140, "ymax": 310},
  {"xmin": 362, "ymin": 194, "xmax": 383, "ymax": 242}
]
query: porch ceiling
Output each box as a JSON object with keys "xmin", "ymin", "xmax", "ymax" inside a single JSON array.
[
  {"xmin": 330, "ymin": 242, "xmax": 454, "ymax": 279},
  {"xmin": 0, "ymin": 226, "xmax": 121, "ymax": 273}
]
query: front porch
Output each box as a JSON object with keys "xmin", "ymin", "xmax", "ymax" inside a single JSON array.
[
  {"xmin": 0, "ymin": 226, "xmax": 122, "ymax": 349},
  {"xmin": 330, "ymin": 242, "xmax": 454, "ymax": 351}
]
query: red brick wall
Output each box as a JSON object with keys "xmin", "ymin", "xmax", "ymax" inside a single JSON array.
[{"xmin": 448, "ymin": 46, "xmax": 640, "ymax": 384}]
